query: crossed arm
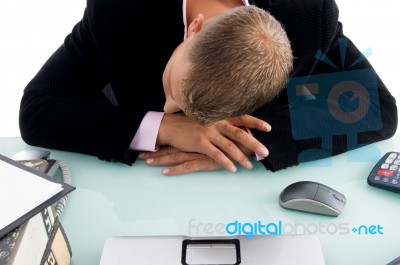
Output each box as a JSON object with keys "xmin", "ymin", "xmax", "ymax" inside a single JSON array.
[{"xmin": 139, "ymin": 113, "xmax": 271, "ymax": 176}]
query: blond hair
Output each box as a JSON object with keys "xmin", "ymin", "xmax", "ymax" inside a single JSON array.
[{"xmin": 182, "ymin": 5, "xmax": 293, "ymax": 125}]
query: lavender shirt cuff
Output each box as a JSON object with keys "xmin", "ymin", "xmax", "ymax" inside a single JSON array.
[{"xmin": 129, "ymin": 111, "xmax": 165, "ymax": 151}]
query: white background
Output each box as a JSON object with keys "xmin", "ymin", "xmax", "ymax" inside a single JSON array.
[{"xmin": 0, "ymin": 0, "xmax": 399, "ymax": 137}]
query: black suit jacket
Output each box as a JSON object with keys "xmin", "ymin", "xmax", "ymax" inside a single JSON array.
[{"xmin": 19, "ymin": 0, "xmax": 397, "ymax": 171}]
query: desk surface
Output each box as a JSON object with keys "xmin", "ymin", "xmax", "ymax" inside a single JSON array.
[{"xmin": 1, "ymin": 136, "xmax": 400, "ymax": 265}]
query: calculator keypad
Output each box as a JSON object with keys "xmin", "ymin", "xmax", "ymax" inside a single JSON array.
[{"xmin": 371, "ymin": 152, "xmax": 400, "ymax": 186}]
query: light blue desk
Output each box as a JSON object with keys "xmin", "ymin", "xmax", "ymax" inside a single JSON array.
[{"xmin": 1, "ymin": 136, "xmax": 400, "ymax": 265}]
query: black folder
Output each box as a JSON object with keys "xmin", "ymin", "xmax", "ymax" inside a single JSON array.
[{"xmin": 0, "ymin": 154, "xmax": 75, "ymax": 239}]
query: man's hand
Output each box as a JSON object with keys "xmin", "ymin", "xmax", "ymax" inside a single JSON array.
[
  {"xmin": 139, "ymin": 147, "xmax": 223, "ymax": 175},
  {"xmin": 139, "ymin": 113, "xmax": 270, "ymax": 175}
]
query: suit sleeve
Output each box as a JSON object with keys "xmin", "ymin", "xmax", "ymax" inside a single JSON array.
[
  {"xmin": 19, "ymin": 8, "xmax": 147, "ymax": 164},
  {"xmin": 252, "ymin": 0, "xmax": 398, "ymax": 172}
]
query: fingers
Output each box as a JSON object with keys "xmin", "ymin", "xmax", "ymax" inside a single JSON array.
[
  {"xmin": 211, "ymin": 133, "xmax": 254, "ymax": 170},
  {"xmin": 215, "ymin": 121, "xmax": 269, "ymax": 159},
  {"xmin": 139, "ymin": 148, "xmax": 224, "ymax": 176},
  {"xmin": 139, "ymin": 146, "xmax": 236, "ymax": 173},
  {"xmin": 228, "ymin": 115, "xmax": 271, "ymax": 132},
  {"xmin": 142, "ymin": 149, "xmax": 203, "ymax": 166},
  {"xmin": 161, "ymin": 158, "xmax": 222, "ymax": 176}
]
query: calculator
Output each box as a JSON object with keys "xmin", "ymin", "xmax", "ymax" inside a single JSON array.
[{"xmin": 367, "ymin": 151, "xmax": 400, "ymax": 193}]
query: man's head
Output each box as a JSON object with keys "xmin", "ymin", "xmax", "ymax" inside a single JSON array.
[{"xmin": 162, "ymin": 5, "xmax": 293, "ymax": 125}]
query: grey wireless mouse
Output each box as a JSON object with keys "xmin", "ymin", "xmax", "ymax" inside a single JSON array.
[{"xmin": 279, "ymin": 181, "xmax": 346, "ymax": 217}]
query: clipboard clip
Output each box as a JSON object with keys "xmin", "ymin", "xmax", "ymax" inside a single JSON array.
[{"xmin": 181, "ymin": 238, "xmax": 241, "ymax": 265}]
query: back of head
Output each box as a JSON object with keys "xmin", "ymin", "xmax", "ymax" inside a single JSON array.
[{"xmin": 182, "ymin": 5, "xmax": 293, "ymax": 125}]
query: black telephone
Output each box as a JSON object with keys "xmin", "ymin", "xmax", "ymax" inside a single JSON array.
[{"xmin": 12, "ymin": 149, "xmax": 71, "ymax": 217}]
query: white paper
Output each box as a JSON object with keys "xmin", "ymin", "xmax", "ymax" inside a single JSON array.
[{"xmin": 0, "ymin": 160, "xmax": 63, "ymax": 230}]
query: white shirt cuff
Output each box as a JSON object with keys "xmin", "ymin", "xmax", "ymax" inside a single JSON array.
[{"xmin": 129, "ymin": 111, "xmax": 165, "ymax": 151}]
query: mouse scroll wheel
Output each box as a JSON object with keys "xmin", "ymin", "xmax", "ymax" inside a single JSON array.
[{"xmin": 333, "ymin": 193, "xmax": 344, "ymax": 202}]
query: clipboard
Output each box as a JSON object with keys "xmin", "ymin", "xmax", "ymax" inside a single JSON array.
[
  {"xmin": 99, "ymin": 235, "xmax": 326, "ymax": 265},
  {"xmin": 0, "ymin": 154, "xmax": 75, "ymax": 239}
]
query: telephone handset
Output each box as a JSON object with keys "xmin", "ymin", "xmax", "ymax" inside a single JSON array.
[{"xmin": 12, "ymin": 149, "xmax": 72, "ymax": 217}]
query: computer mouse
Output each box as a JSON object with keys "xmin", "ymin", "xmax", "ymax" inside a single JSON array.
[{"xmin": 279, "ymin": 181, "xmax": 346, "ymax": 217}]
